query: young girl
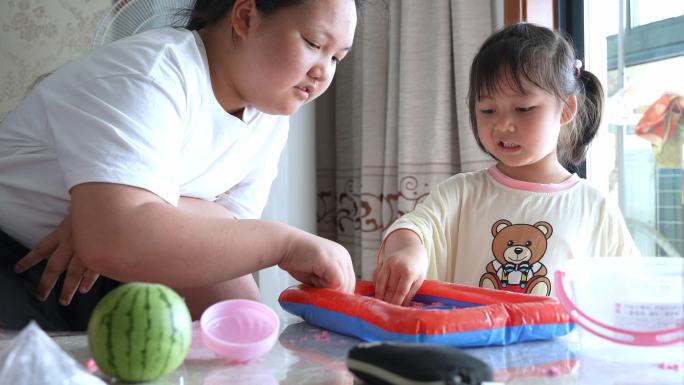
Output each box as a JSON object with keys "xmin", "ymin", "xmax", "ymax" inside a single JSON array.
[
  {"xmin": 0, "ymin": 0, "xmax": 360, "ymax": 330},
  {"xmin": 372, "ymin": 23, "xmax": 639, "ymax": 306}
]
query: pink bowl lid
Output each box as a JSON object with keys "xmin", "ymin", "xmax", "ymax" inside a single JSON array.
[{"xmin": 199, "ymin": 299, "xmax": 280, "ymax": 362}]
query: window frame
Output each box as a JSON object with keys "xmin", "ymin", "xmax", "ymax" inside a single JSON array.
[
  {"xmin": 557, "ymin": 0, "xmax": 586, "ymax": 177},
  {"xmin": 607, "ymin": 13, "xmax": 684, "ymax": 70}
]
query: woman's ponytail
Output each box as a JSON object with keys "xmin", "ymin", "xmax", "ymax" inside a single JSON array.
[{"xmin": 184, "ymin": 0, "xmax": 236, "ymax": 31}]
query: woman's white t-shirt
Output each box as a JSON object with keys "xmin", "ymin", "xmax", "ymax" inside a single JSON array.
[{"xmin": 0, "ymin": 27, "xmax": 289, "ymax": 248}]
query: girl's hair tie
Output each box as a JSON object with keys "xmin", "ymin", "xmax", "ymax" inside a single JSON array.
[{"xmin": 574, "ymin": 59, "xmax": 583, "ymax": 77}]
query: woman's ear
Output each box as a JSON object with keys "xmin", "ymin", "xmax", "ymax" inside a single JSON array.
[
  {"xmin": 231, "ymin": 0, "xmax": 257, "ymax": 38},
  {"xmin": 560, "ymin": 94, "xmax": 577, "ymax": 125}
]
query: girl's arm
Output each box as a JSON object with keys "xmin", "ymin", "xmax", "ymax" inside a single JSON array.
[
  {"xmin": 71, "ymin": 182, "xmax": 355, "ymax": 292},
  {"xmin": 372, "ymin": 229, "xmax": 428, "ymax": 306}
]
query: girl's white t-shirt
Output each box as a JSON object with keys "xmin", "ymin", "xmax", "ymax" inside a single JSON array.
[
  {"xmin": 383, "ymin": 167, "xmax": 640, "ymax": 297},
  {"xmin": 0, "ymin": 27, "xmax": 289, "ymax": 248}
]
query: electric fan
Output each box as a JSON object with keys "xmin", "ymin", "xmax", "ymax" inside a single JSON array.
[{"xmin": 92, "ymin": 0, "xmax": 194, "ymax": 48}]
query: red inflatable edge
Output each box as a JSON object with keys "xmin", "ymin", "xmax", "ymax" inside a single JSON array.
[{"xmin": 279, "ymin": 280, "xmax": 572, "ymax": 335}]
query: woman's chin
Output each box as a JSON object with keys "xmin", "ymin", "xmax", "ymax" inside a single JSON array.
[{"xmin": 257, "ymin": 102, "xmax": 304, "ymax": 117}]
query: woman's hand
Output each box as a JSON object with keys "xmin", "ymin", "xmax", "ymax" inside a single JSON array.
[
  {"xmin": 12, "ymin": 197, "xmax": 232, "ymax": 306},
  {"xmin": 372, "ymin": 230, "xmax": 427, "ymax": 306},
  {"xmin": 14, "ymin": 214, "xmax": 99, "ymax": 305},
  {"xmin": 278, "ymin": 229, "xmax": 356, "ymax": 294}
]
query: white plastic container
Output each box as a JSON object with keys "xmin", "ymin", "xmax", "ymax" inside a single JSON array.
[{"xmin": 555, "ymin": 257, "xmax": 684, "ymax": 363}]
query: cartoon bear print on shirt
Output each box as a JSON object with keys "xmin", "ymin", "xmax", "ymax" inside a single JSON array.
[{"xmin": 479, "ymin": 219, "xmax": 553, "ymax": 296}]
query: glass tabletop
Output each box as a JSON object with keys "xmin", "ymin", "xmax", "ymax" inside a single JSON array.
[{"xmin": 1, "ymin": 313, "xmax": 682, "ymax": 385}]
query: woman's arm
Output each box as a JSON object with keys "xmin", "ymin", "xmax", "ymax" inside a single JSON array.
[
  {"xmin": 178, "ymin": 196, "xmax": 236, "ymax": 218},
  {"xmin": 71, "ymin": 182, "xmax": 355, "ymax": 292},
  {"xmin": 14, "ymin": 195, "xmax": 251, "ymax": 305},
  {"xmin": 14, "ymin": 214, "xmax": 100, "ymax": 304}
]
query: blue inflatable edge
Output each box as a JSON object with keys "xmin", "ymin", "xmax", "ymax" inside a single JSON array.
[{"xmin": 280, "ymin": 301, "xmax": 575, "ymax": 347}]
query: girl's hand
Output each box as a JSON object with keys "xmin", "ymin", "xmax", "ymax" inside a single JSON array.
[
  {"xmin": 14, "ymin": 214, "xmax": 99, "ymax": 305},
  {"xmin": 372, "ymin": 230, "xmax": 427, "ymax": 306},
  {"xmin": 278, "ymin": 229, "xmax": 356, "ymax": 294}
]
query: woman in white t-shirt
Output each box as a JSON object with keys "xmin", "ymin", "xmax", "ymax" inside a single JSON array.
[{"xmin": 0, "ymin": 0, "xmax": 361, "ymax": 330}]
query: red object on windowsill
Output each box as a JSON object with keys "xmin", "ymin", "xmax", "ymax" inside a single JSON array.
[{"xmin": 634, "ymin": 92, "xmax": 682, "ymax": 151}]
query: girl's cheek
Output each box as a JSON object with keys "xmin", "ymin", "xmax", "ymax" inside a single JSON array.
[{"xmin": 476, "ymin": 115, "xmax": 492, "ymax": 126}]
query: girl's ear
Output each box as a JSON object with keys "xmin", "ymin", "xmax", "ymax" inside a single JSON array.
[
  {"xmin": 560, "ymin": 94, "xmax": 577, "ymax": 125},
  {"xmin": 231, "ymin": 0, "xmax": 257, "ymax": 38}
]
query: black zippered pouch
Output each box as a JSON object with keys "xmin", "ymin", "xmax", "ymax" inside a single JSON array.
[{"xmin": 346, "ymin": 342, "xmax": 494, "ymax": 385}]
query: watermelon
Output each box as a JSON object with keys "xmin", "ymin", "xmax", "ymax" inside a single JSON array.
[{"xmin": 87, "ymin": 282, "xmax": 192, "ymax": 382}]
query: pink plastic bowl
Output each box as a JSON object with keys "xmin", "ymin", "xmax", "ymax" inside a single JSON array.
[{"xmin": 200, "ymin": 299, "xmax": 280, "ymax": 362}]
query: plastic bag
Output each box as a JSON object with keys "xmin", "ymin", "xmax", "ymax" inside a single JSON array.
[{"xmin": 0, "ymin": 321, "xmax": 105, "ymax": 385}]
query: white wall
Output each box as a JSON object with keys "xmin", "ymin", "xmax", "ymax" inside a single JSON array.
[{"xmin": 258, "ymin": 102, "xmax": 317, "ymax": 315}]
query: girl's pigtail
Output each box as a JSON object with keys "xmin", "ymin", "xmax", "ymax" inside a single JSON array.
[{"xmin": 567, "ymin": 69, "xmax": 604, "ymax": 165}]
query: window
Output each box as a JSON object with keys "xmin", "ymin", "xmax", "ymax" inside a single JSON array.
[
  {"xmin": 585, "ymin": 0, "xmax": 684, "ymax": 257},
  {"xmin": 630, "ymin": 0, "xmax": 684, "ymax": 27}
]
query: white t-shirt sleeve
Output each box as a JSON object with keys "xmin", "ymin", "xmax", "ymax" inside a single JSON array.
[
  {"xmin": 43, "ymin": 74, "xmax": 185, "ymax": 205},
  {"xmin": 214, "ymin": 116, "xmax": 289, "ymax": 219},
  {"xmin": 383, "ymin": 178, "xmax": 457, "ymax": 281}
]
